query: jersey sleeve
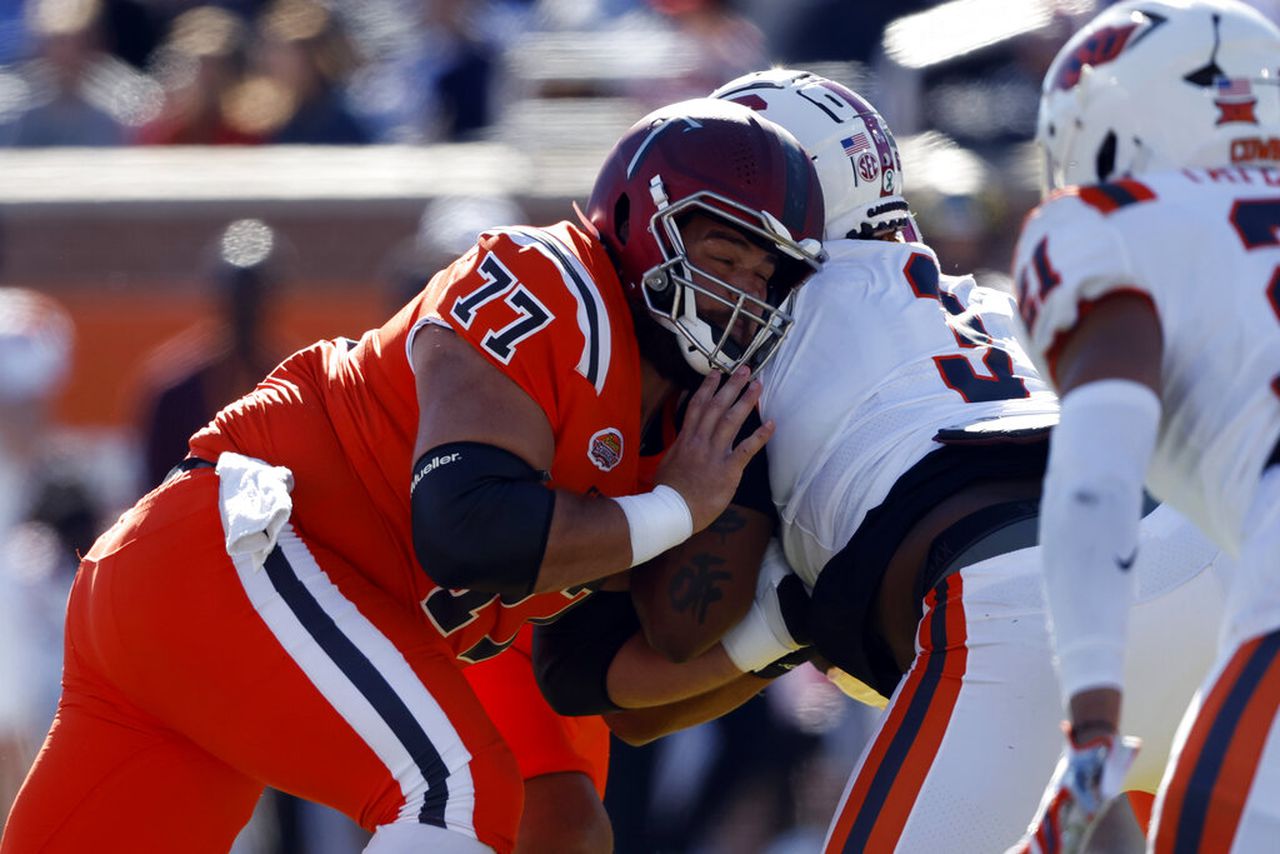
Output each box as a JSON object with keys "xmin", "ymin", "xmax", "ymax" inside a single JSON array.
[
  {"xmin": 1012, "ymin": 194, "xmax": 1147, "ymax": 374},
  {"xmin": 423, "ymin": 229, "xmax": 600, "ymax": 430}
]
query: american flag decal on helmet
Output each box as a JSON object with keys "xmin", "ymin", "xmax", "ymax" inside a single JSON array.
[
  {"xmin": 1218, "ymin": 77, "xmax": 1253, "ymax": 97},
  {"xmin": 842, "ymin": 133, "xmax": 870, "ymax": 157},
  {"xmin": 1215, "ymin": 77, "xmax": 1258, "ymax": 125}
]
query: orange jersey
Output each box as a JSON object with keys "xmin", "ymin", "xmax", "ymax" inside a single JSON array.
[{"xmin": 191, "ymin": 221, "xmax": 645, "ymax": 663}]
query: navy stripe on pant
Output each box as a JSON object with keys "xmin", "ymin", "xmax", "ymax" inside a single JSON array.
[
  {"xmin": 263, "ymin": 546, "xmax": 452, "ymax": 826},
  {"xmin": 842, "ymin": 577, "xmax": 955, "ymax": 852}
]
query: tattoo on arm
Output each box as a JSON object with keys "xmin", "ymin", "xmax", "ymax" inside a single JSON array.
[
  {"xmin": 705, "ymin": 507, "xmax": 746, "ymax": 543},
  {"xmin": 668, "ymin": 553, "xmax": 730, "ymax": 624}
]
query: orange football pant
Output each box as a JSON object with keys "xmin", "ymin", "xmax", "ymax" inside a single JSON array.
[{"xmin": 1, "ymin": 470, "xmax": 522, "ymax": 854}]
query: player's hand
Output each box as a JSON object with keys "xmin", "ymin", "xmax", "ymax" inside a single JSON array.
[
  {"xmin": 1006, "ymin": 730, "xmax": 1140, "ymax": 854},
  {"xmin": 655, "ymin": 367, "xmax": 773, "ymax": 532}
]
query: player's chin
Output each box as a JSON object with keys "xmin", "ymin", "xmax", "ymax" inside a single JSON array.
[{"xmin": 730, "ymin": 320, "xmax": 759, "ymax": 353}]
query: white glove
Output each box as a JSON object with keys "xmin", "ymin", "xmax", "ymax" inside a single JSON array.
[
  {"xmin": 721, "ymin": 539, "xmax": 810, "ymax": 673},
  {"xmin": 1007, "ymin": 731, "xmax": 1141, "ymax": 854}
]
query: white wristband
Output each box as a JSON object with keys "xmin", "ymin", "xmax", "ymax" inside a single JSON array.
[
  {"xmin": 722, "ymin": 541, "xmax": 804, "ymax": 672},
  {"xmin": 613, "ymin": 484, "xmax": 693, "ymax": 567},
  {"xmin": 721, "ymin": 601, "xmax": 797, "ymax": 673}
]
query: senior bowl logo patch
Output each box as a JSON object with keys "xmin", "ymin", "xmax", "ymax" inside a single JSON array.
[{"xmin": 588, "ymin": 427, "xmax": 624, "ymax": 472}]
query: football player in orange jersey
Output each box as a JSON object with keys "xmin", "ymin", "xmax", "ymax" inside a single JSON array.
[
  {"xmin": 386, "ymin": 196, "xmax": 616, "ymax": 854},
  {"xmin": 0, "ymin": 97, "xmax": 825, "ymax": 854}
]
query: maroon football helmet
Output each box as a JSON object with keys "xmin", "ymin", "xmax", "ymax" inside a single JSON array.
[{"xmin": 584, "ymin": 98, "xmax": 826, "ymax": 377}]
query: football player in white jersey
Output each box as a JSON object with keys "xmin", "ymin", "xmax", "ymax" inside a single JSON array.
[
  {"xmin": 1009, "ymin": 1, "xmax": 1280, "ymax": 851},
  {"xmin": 708, "ymin": 69, "xmax": 1231, "ymax": 852}
]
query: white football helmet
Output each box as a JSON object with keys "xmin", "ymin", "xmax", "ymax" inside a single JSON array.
[
  {"xmin": 711, "ymin": 69, "xmax": 916, "ymax": 241},
  {"xmin": 1039, "ymin": 0, "xmax": 1280, "ymax": 193}
]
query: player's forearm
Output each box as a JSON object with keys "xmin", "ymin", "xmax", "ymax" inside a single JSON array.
[
  {"xmin": 603, "ymin": 675, "xmax": 768, "ymax": 746},
  {"xmin": 604, "ymin": 633, "xmax": 744, "ymax": 709},
  {"xmin": 1040, "ymin": 380, "xmax": 1159, "ymax": 705},
  {"xmin": 532, "ymin": 490, "xmax": 642, "ymax": 593},
  {"xmin": 534, "ymin": 479, "xmax": 702, "ymax": 593},
  {"xmin": 628, "ymin": 504, "xmax": 772, "ymax": 662}
]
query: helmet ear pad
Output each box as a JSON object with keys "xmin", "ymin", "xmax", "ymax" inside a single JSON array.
[
  {"xmin": 594, "ymin": 203, "xmax": 710, "ymax": 389},
  {"xmin": 610, "ymin": 193, "xmax": 630, "ymax": 254},
  {"xmin": 1096, "ymin": 131, "xmax": 1118, "ymax": 183},
  {"xmin": 631, "ymin": 304, "xmax": 705, "ymax": 390}
]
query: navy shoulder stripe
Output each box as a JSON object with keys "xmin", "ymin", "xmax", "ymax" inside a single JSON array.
[{"xmin": 494, "ymin": 228, "xmax": 612, "ymax": 394}]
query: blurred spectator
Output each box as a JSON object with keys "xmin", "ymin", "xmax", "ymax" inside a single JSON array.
[
  {"xmin": 0, "ymin": 287, "xmax": 93, "ymax": 822},
  {"xmin": 531, "ymin": 0, "xmax": 646, "ymax": 31},
  {"xmin": 907, "ymin": 142, "xmax": 1016, "ymax": 289},
  {"xmin": 253, "ymin": 0, "xmax": 368, "ymax": 144},
  {"xmin": 0, "ymin": 0, "xmax": 29, "ymax": 66},
  {"xmin": 915, "ymin": 187, "xmax": 1013, "ymax": 287},
  {"xmin": 874, "ymin": 6, "xmax": 1082, "ymax": 151},
  {"xmin": 381, "ymin": 193, "xmax": 528, "ymax": 310},
  {"xmin": 3, "ymin": 0, "xmax": 125, "ymax": 146},
  {"xmin": 423, "ymin": 0, "xmax": 499, "ymax": 139},
  {"xmin": 135, "ymin": 218, "xmax": 285, "ymax": 491},
  {"xmin": 135, "ymin": 5, "xmax": 264, "ymax": 144},
  {"xmin": 347, "ymin": 0, "xmax": 509, "ymax": 142},
  {"xmin": 97, "ymin": 0, "xmax": 166, "ymax": 70},
  {"xmin": 741, "ymin": 0, "xmax": 930, "ymax": 65},
  {"xmin": 633, "ymin": 0, "xmax": 767, "ymax": 104}
]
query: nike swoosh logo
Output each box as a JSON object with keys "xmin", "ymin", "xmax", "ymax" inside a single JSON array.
[{"xmin": 1116, "ymin": 549, "xmax": 1137, "ymax": 571}]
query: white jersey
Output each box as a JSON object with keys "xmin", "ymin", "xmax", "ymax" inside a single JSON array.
[
  {"xmin": 761, "ymin": 238, "xmax": 1058, "ymax": 587},
  {"xmin": 1014, "ymin": 168, "xmax": 1280, "ymax": 553}
]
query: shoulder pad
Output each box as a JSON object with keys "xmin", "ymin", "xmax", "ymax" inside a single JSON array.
[{"xmin": 1012, "ymin": 195, "xmax": 1138, "ymax": 348}]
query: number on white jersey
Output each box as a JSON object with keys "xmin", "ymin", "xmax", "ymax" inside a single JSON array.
[
  {"xmin": 902, "ymin": 252, "xmax": 1031, "ymax": 403},
  {"xmin": 1021, "ymin": 191, "xmax": 1280, "ymax": 401},
  {"xmin": 1227, "ymin": 198, "xmax": 1280, "ymax": 399}
]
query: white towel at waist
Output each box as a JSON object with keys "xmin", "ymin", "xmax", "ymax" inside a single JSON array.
[{"xmin": 214, "ymin": 451, "xmax": 295, "ymax": 570}]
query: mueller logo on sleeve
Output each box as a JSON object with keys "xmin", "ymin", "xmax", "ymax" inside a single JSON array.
[
  {"xmin": 410, "ymin": 451, "xmax": 461, "ymax": 493},
  {"xmin": 588, "ymin": 428, "xmax": 624, "ymax": 472}
]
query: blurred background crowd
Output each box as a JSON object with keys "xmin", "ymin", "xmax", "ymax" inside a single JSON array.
[{"xmin": 4, "ymin": 0, "xmax": 1279, "ymax": 851}]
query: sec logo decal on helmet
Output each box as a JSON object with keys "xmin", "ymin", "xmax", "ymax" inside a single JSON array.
[{"xmin": 713, "ymin": 69, "xmax": 916, "ymax": 242}]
